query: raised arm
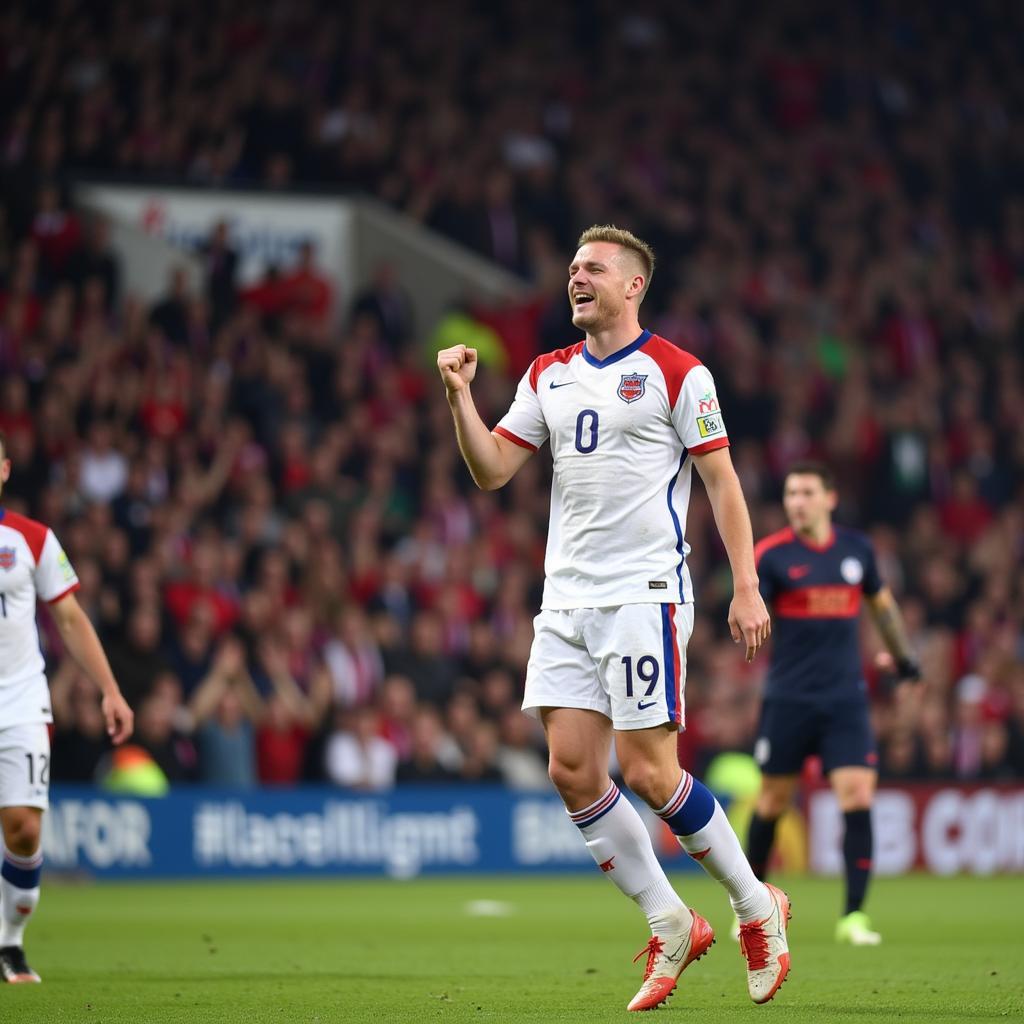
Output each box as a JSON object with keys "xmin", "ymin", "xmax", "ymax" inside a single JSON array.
[
  {"xmin": 189, "ymin": 636, "xmax": 264, "ymax": 723},
  {"xmin": 48, "ymin": 593, "xmax": 134, "ymax": 744},
  {"xmin": 259, "ymin": 641, "xmax": 320, "ymax": 728},
  {"xmin": 694, "ymin": 447, "xmax": 771, "ymax": 662},
  {"xmin": 437, "ymin": 344, "xmax": 534, "ymax": 490}
]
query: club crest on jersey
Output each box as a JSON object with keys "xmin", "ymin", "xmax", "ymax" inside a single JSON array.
[
  {"xmin": 840, "ymin": 557, "xmax": 864, "ymax": 584},
  {"xmin": 617, "ymin": 372, "xmax": 647, "ymax": 404},
  {"xmin": 0, "ymin": 547, "xmax": 15, "ymax": 571}
]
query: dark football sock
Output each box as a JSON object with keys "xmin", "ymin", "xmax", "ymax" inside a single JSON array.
[
  {"xmin": 746, "ymin": 812, "xmax": 778, "ymax": 882},
  {"xmin": 842, "ymin": 809, "xmax": 873, "ymax": 915}
]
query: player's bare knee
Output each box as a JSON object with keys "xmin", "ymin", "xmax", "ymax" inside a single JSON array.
[
  {"xmin": 832, "ymin": 769, "xmax": 875, "ymax": 811},
  {"xmin": 2, "ymin": 810, "xmax": 41, "ymax": 855},
  {"xmin": 547, "ymin": 757, "xmax": 601, "ymax": 807},
  {"xmin": 754, "ymin": 796, "xmax": 784, "ymax": 821},
  {"xmin": 618, "ymin": 759, "xmax": 662, "ymax": 806},
  {"xmin": 756, "ymin": 786, "xmax": 792, "ymax": 821},
  {"xmin": 836, "ymin": 789, "xmax": 872, "ymax": 812}
]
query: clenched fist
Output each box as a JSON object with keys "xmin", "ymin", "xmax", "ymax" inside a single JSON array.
[{"xmin": 437, "ymin": 345, "xmax": 478, "ymax": 395}]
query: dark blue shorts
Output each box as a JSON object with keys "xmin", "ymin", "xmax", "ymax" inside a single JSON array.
[{"xmin": 753, "ymin": 698, "xmax": 877, "ymax": 776}]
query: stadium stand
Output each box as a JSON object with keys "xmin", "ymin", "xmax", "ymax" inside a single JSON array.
[{"xmin": 0, "ymin": 0, "xmax": 1021, "ymax": 788}]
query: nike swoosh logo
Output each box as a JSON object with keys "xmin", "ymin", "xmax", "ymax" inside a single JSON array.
[
  {"xmin": 549, "ymin": 380, "xmax": 576, "ymax": 389},
  {"xmin": 664, "ymin": 941, "xmax": 687, "ymax": 962},
  {"xmin": 637, "ymin": 700, "xmax": 658, "ymax": 711}
]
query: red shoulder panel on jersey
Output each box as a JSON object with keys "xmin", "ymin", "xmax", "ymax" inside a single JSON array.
[
  {"xmin": 528, "ymin": 342, "xmax": 584, "ymax": 392},
  {"xmin": 493, "ymin": 426, "xmax": 538, "ymax": 452},
  {"xmin": 0, "ymin": 510, "xmax": 48, "ymax": 563},
  {"xmin": 754, "ymin": 527, "xmax": 795, "ymax": 568},
  {"xmin": 774, "ymin": 584, "xmax": 861, "ymax": 619},
  {"xmin": 638, "ymin": 334, "xmax": 703, "ymax": 407}
]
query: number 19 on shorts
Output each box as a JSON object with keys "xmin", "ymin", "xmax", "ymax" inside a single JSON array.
[{"xmin": 622, "ymin": 655, "xmax": 660, "ymax": 701}]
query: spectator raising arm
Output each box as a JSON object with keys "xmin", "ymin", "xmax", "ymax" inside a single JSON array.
[
  {"xmin": 257, "ymin": 641, "xmax": 322, "ymax": 729},
  {"xmin": 189, "ymin": 637, "xmax": 264, "ymax": 725}
]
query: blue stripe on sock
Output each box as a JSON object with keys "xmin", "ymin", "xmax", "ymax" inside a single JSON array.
[
  {"xmin": 2, "ymin": 857, "xmax": 41, "ymax": 890},
  {"xmin": 661, "ymin": 776, "xmax": 716, "ymax": 836}
]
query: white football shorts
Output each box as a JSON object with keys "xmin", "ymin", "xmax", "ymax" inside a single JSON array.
[
  {"xmin": 0, "ymin": 723, "xmax": 51, "ymax": 810},
  {"xmin": 522, "ymin": 603, "xmax": 694, "ymax": 731}
]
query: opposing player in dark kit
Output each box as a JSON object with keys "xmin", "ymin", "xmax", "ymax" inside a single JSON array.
[{"xmin": 748, "ymin": 462, "xmax": 921, "ymax": 945}]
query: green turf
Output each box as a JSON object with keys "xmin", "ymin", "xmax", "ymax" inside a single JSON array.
[{"xmin": 5, "ymin": 874, "xmax": 1022, "ymax": 1023}]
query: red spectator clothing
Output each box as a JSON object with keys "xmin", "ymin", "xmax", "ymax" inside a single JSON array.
[
  {"xmin": 139, "ymin": 397, "xmax": 188, "ymax": 439},
  {"xmin": 880, "ymin": 313, "xmax": 937, "ymax": 377},
  {"xmin": 473, "ymin": 298, "xmax": 545, "ymax": 379},
  {"xmin": 860, "ymin": 155, "xmax": 897, "ymax": 195},
  {"xmin": 31, "ymin": 210, "xmax": 81, "ymax": 272},
  {"xmin": 256, "ymin": 724, "xmax": 310, "ymax": 784},
  {"xmin": 955, "ymin": 629, "xmax": 983, "ymax": 680},
  {"xmin": 396, "ymin": 365, "xmax": 427, "ymax": 405},
  {"xmin": 938, "ymin": 495, "xmax": 993, "ymax": 546},
  {"xmin": 973, "ymin": 245, "xmax": 1015, "ymax": 291},
  {"xmin": 366, "ymin": 386, "xmax": 414, "ymax": 428},
  {"xmin": 0, "ymin": 293, "xmax": 42, "ymax": 337},
  {"xmin": 852, "ymin": 413, "xmax": 883, "ymax": 466},
  {"xmin": 415, "ymin": 581, "xmax": 487, "ymax": 622},
  {"xmin": 945, "ymin": 423, "xmax": 972, "ymax": 465},
  {"xmin": 349, "ymin": 569, "xmax": 381, "ymax": 605},
  {"xmin": 164, "ymin": 581, "xmax": 239, "ymax": 634},
  {"xmin": 225, "ymin": 15, "xmax": 268, "ymax": 52},
  {"xmin": 764, "ymin": 56, "xmax": 822, "ymax": 131},
  {"xmin": 256, "ymin": 585, "xmax": 304, "ymax": 619},
  {"xmin": 0, "ymin": 409, "xmax": 34, "ymax": 445},
  {"xmin": 240, "ymin": 277, "xmax": 287, "ymax": 318},
  {"xmin": 469, "ymin": 531, "xmax": 519, "ymax": 573},
  {"xmin": 278, "ymin": 268, "xmax": 332, "ymax": 324},
  {"xmin": 280, "ymin": 457, "xmax": 312, "ymax": 493},
  {"xmin": 378, "ymin": 718, "xmax": 412, "ymax": 761}
]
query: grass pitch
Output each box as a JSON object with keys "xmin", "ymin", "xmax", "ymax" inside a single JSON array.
[{"xmin": 6, "ymin": 873, "xmax": 1022, "ymax": 1023}]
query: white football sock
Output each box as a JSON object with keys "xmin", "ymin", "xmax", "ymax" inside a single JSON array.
[
  {"xmin": 570, "ymin": 782, "xmax": 690, "ymax": 934},
  {"xmin": 0, "ymin": 847, "xmax": 42, "ymax": 948},
  {"xmin": 674, "ymin": 801, "xmax": 771, "ymax": 923}
]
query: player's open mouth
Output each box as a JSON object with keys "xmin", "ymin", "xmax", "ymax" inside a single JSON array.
[{"xmin": 573, "ymin": 293, "xmax": 594, "ymax": 307}]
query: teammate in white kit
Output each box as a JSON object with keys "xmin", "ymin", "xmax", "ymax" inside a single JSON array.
[
  {"xmin": 0, "ymin": 432, "xmax": 134, "ymax": 982},
  {"xmin": 438, "ymin": 226, "xmax": 791, "ymax": 1011}
]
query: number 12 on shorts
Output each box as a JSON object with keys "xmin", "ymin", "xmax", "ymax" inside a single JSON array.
[{"xmin": 622, "ymin": 655, "xmax": 660, "ymax": 697}]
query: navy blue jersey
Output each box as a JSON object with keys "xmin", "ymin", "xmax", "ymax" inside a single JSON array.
[{"xmin": 755, "ymin": 525, "xmax": 883, "ymax": 702}]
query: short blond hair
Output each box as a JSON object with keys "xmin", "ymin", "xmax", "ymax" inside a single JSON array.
[{"xmin": 576, "ymin": 224, "xmax": 656, "ymax": 298}]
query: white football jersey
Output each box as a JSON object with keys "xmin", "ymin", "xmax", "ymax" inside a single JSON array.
[
  {"xmin": 0, "ymin": 509, "xmax": 80, "ymax": 726},
  {"xmin": 494, "ymin": 330, "xmax": 728, "ymax": 609}
]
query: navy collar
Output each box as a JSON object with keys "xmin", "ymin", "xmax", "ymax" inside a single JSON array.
[{"xmin": 581, "ymin": 329, "xmax": 651, "ymax": 368}]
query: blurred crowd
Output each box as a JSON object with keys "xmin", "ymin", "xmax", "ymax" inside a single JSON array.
[{"xmin": 0, "ymin": 0, "xmax": 1022, "ymax": 789}]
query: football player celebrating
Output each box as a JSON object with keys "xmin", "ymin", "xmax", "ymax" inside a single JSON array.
[
  {"xmin": 438, "ymin": 226, "xmax": 791, "ymax": 1011},
  {"xmin": 0, "ymin": 432, "xmax": 134, "ymax": 982},
  {"xmin": 748, "ymin": 462, "xmax": 921, "ymax": 946}
]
